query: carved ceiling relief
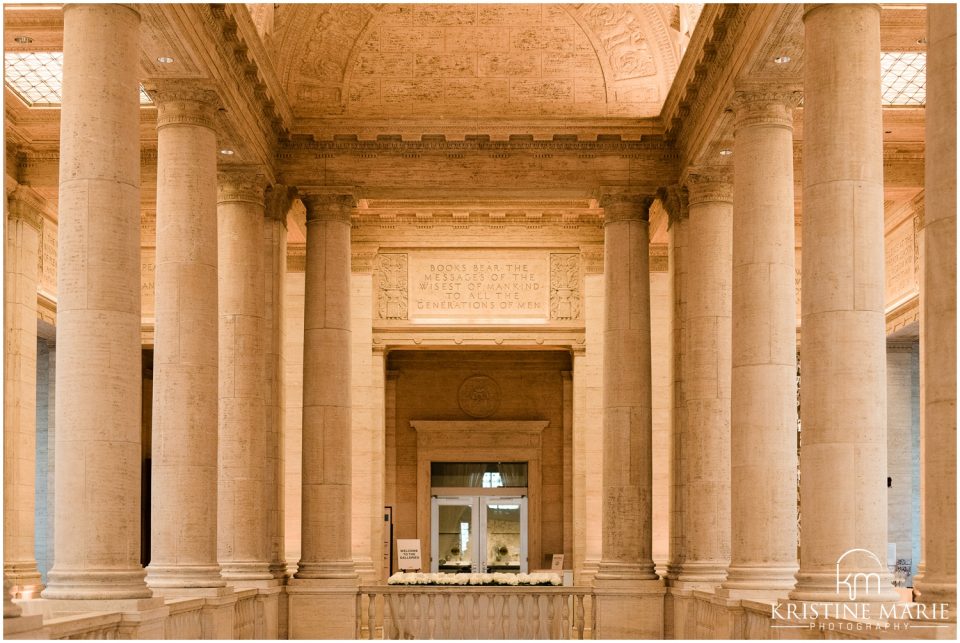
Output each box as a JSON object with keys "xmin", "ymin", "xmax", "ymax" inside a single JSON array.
[{"xmin": 279, "ymin": 4, "xmax": 678, "ymax": 121}]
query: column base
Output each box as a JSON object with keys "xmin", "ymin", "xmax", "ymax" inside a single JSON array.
[
  {"xmin": 286, "ymin": 578, "xmax": 359, "ymax": 639},
  {"xmin": 146, "ymin": 564, "xmax": 226, "ymax": 589},
  {"xmin": 914, "ymin": 575, "xmax": 958, "ymax": 621},
  {"xmin": 664, "ymin": 560, "xmax": 728, "ymax": 589},
  {"xmin": 221, "ymin": 561, "xmax": 274, "ymax": 583},
  {"xmin": 294, "ymin": 560, "xmax": 358, "ymax": 581},
  {"xmin": 790, "ymin": 569, "xmax": 901, "ymax": 606},
  {"xmin": 41, "ymin": 569, "xmax": 152, "ymax": 600},
  {"xmin": 4, "ymin": 563, "xmax": 44, "ymax": 599},
  {"xmin": 592, "ymin": 577, "xmax": 665, "ymax": 639},
  {"xmin": 595, "ymin": 560, "xmax": 659, "ymax": 582},
  {"xmin": 717, "ymin": 563, "xmax": 798, "ymax": 599},
  {"xmin": 354, "ymin": 558, "xmax": 377, "ymax": 584},
  {"xmin": 268, "ymin": 561, "xmax": 289, "ymax": 581}
]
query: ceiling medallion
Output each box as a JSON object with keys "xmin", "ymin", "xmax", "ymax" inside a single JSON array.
[{"xmin": 458, "ymin": 375, "xmax": 501, "ymax": 419}]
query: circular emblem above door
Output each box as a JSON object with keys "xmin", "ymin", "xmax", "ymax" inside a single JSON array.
[{"xmin": 458, "ymin": 375, "xmax": 501, "ymax": 418}]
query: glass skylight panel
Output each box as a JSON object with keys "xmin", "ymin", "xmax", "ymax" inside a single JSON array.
[
  {"xmin": 4, "ymin": 52, "xmax": 153, "ymax": 106},
  {"xmin": 881, "ymin": 52, "xmax": 926, "ymax": 106}
]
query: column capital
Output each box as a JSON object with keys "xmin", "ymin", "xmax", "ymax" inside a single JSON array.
[
  {"xmin": 731, "ymin": 87, "xmax": 801, "ymax": 131},
  {"xmin": 265, "ymin": 184, "xmax": 297, "ymax": 226},
  {"xmin": 300, "ymin": 193, "xmax": 356, "ymax": 225},
  {"xmin": 148, "ymin": 82, "xmax": 220, "ymax": 130},
  {"xmin": 803, "ymin": 3, "xmax": 880, "ymax": 21},
  {"xmin": 599, "ymin": 193, "xmax": 653, "ymax": 225},
  {"xmin": 217, "ymin": 167, "xmax": 268, "ymax": 205},
  {"xmin": 656, "ymin": 184, "xmax": 689, "ymax": 227},
  {"xmin": 685, "ymin": 170, "xmax": 733, "ymax": 206},
  {"xmin": 7, "ymin": 185, "xmax": 46, "ymax": 232}
]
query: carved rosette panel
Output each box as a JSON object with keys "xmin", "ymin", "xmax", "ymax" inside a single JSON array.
[
  {"xmin": 550, "ymin": 253, "xmax": 582, "ymax": 321},
  {"xmin": 458, "ymin": 375, "xmax": 501, "ymax": 419},
  {"xmin": 375, "ymin": 253, "xmax": 408, "ymax": 320}
]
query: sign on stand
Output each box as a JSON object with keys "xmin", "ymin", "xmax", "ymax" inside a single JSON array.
[{"xmin": 397, "ymin": 539, "xmax": 422, "ymax": 571}]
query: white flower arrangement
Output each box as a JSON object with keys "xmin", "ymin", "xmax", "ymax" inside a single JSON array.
[{"xmin": 387, "ymin": 572, "xmax": 561, "ymax": 586}]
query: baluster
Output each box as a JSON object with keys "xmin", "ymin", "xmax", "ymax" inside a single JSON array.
[
  {"xmin": 456, "ymin": 594, "xmax": 465, "ymax": 641},
  {"xmin": 368, "ymin": 592, "xmax": 377, "ymax": 640},
  {"xmin": 575, "ymin": 594, "xmax": 585, "ymax": 640},
  {"xmin": 411, "ymin": 593, "xmax": 422, "ymax": 639},
  {"xmin": 395, "ymin": 593, "xmax": 406, "ymax": 640},
  {"xmin": 532, "ymin": 593, "xmax": 541, "ymax": 639},
  {"xmin": 561, "ymin": 592, "xmax": 570, "ymax": 640},
  {"xmin": 356, "ymin": 593, "xmax": 363, "ymax": 639},
  {"xmin": 590, "ymin": 593, "xmax": 597, "ymax": 640},
  {"xmin": 547, "ymin": 594, "xmax": 557, "ymax": 640},
  {"xmin": 487, "ymin": 592, "xmax": 496, "ymax": 640},
  {"xmin": 517, "ymin": 593, "xmax": 526, "ymax": 639},
  {"xmin": 472, "ymin": 593, "xmax": 481, "ymax": 640},
  {"xmin": 427, "ymin": 593, "xmax": 436, "ymax": 640},
  {"xmin": 500, "ymin": 594, "xmax": 509, "ymax": 640},
  {"xmin": 441, "ymin": 593, "xmax": 451, "ymax": 639}
]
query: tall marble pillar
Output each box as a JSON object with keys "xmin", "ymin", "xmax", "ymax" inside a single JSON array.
[
  {"xmin": 596, "ymin": 194, "xmax": 657, "ymax": 583},
  {"xmin": 674, "ymin": 173, "xmax": 732, "ymax": 586},
  {"xmin": 4, "ymin": 187, "xmax": 45, "ymax": 597},
  {"xmin": 720, "ymin": 90, "xmax": 799, "ymax": 598},
  {"xmin": 790, "ymin": 3, "xmax": 898, "ymax": 604},
  {"xmin": 287, "ymin": 193, "xmax": 358, "ymax": 640},
  {"xmin": 264, "ymin": 186, "xmax": 294, "ymax": 580},
  {"xmin": 146, "ymin": 86, "xmax": 225, "ymax": 591},
  {"xmin": 42, "ymin": 3, "xmax": 152, "ymax": 601},
  {"xmin": 217, "ymin": 169, "xmax": 272, "ymax": 583},
  {"xmin": 914, "ymin": 2, "xmax": 957, "ymax": 615}
]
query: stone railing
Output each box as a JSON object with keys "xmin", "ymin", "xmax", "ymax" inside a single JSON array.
[
  {"xmin": 164, "ymin": 597, "xmax": 204, "ymax": 639},
  {"xmin": 357, "ymin": 585, "xmax": 595, "ymax": 640},
  {"xmin": 233, "ymin": 588, "xmax": 257, "ymax": 639},
  {"xmin": 45, "ymin": 611, "xmax": 122, "ymax": 640}
]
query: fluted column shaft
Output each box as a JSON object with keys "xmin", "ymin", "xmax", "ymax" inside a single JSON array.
[
  {"xmin": 295, "ymin": 194, "xmax": 357, "ymax": 581},
  {"xmin": 4, "ymin": 188, "xmax": 45, "ymax": 597},
  {"xmin": 218, "ymin": 169, "xmax": 271, "ymax": 582},
  {"xmin": 914, "ymin": 3, "xmax": 957, "ymax": 614},
  {"xmin": 264, "ymin": 187, "xmax": 293, "ymax": 579},
  {"xmin": 596, "ymin": 194, "xmax": 657, "ymax": 582},
  {"xmin": 721, "ymin": 92, "xmax": 799, "ymax": 597},
  {"xmin": 146, "ymin": 87, "xmax": 224, "ymax": 590},
  {"xmin": 676, "ymin": 175, "xmax": 732, "ymax": 585},
  {"xmin": 42, "ymin": 3, "xmax": 149, "ymax": 600},
  {"xmin": 791, "ymin": 3, "xmax": 898, "ymax": 603}
]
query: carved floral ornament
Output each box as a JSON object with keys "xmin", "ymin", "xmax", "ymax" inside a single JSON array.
[
  {"xmin": 599, "ymin": 193, "xmax": 654, "ymax": 224},
  {"xmin": 300, "ymin": 193, "xmax": 356, "ymax": 224},
  {"xmin": 684, "ymin": 171, "xmax": 733, "ymax": 205},
  {"xmin": 730, "ymin": 88, "xmax": 802, "ymax": 130},
  {"xmin": 149, "ymin": 84, "xmax": 220, "ymax": 130},
  {"xmin": 216, "ymin": 169, "xmax": 268, "ymax": 205}
]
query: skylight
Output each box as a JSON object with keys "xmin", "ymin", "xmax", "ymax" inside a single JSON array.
[
  {"xmin": 4, "ymin": 52, "xmax": 153, "ymax": 107},
  {"xmin": 881, "ymin": 52, "xmax": 926, "ymax": 106}
]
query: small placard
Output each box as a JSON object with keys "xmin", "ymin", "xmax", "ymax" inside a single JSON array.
[
  {"xmin": 551, "ymin": 554, "xmax": 565, "ymax": 571},
  {"xmin": 397, "ymin": 539, "xmax": 422, "ymax": 571}
]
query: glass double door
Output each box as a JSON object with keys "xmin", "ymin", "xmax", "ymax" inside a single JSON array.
[{"xmin": 431, "ymin": 496, "xmax": 528, "ymax": 574}]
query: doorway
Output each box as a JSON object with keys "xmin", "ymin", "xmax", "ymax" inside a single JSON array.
[{"xmin": 430, "ymin": 495, "xmax": 528, "ymax": 573}]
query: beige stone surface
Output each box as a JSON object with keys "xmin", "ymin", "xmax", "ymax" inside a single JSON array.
[
  {"xmin": 596, "ymin": 194, "xmax": 657, "ymax": 582},
  {"xmin": 791, "ymin": 3, "xmax": 898, "ymax": 604},
  {"xmin": 42, "ymin": 3, "xmax": 150, "ymax": 601},
  {"xmin": 915, "ymin": 2, "xmax": 957, "ymax": 615},
  {"xmin": 146, "ymin": 86, "xmax": 223, "ymax": 590},
  {"xmin": 283, "ymin": 271, "xmax": 305, "ymax": 573},
  {"xmin": 218, "ymin": 169, "xmax": 271, "ymax": 582},
  {"xmin": 4, "ymin": 188, "xmax": 44, "ymax": 597},
  {"xmin": 674, "ymin": 175, "xmax": 732, "ymax": 586},
  {"xmin": 720, "ymin": 91, "xmax": 798, "ymax": 598},
  {"xmin": 650, "ymin": 269, "xmax": 671, "ymax": 574}
]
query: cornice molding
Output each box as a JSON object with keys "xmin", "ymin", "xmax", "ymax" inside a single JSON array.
[{"xmin": 278, "ymin": 136, "xmax": 676, "ymax": 154}]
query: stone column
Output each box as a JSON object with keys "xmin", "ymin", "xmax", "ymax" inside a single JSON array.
[
  {"xmin": 914, "ymin": 2, "xmax": 957, "ymax": 615},
  {"xmin": 145, "ymin": 86, "xmax": 225, "ymax": 592},
  {"xmin": 675, "ymin": 173, "xmax": 732, "ymax": 586},
  {"xmin": 790, "ymin": 3, "xmax": 898, "ymax": 604},
  {"xmin": 287, "ymin": 194, "xmax": 358, "ymax": 640},
  {"xmin": 4, "ymin": 188, "xmax": 44, "ymax": 598},
  {"xmin": 596, "ymin": 194, "xmax": 657, "ymax": 583},
  {"xmin": 264, "ymin": 186, "xmax": 295, "ymax": 580},
  {"xmin": 719, "ymin": 90, "xmax": 799, "ymax": 598},
  {"xmin": 659, "ymin": 186, "xmax": 688, "ymax": 587},
  {"xmin": 592, "ymin": 195, "xmax": 662, "ymax": 639},
  {"xmin": 350, "ymin": 258, "xmax": 376, "ymax": 582},
  {"xmin": 218, "ymin": 169, "xmax": 272, "ymax": 583},
  {"xmin": 42, "ymin": 3, "xmax": 154, "ymax": 603}
]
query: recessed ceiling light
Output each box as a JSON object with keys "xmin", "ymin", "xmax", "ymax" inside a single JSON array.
[
  {"xmin": 219, "ymin": 148, "xmax": 235, "ymax": 156},
  {"xmin": 916, "ymin": 37, "xmax": 927, "ymax": 45},
  {"xmin": 13, "ymin": 36, "xmax": 33, "ymax": 44},
  {"xmin": 719, "ymin": 148, "xmax": 733, "ymax": 156},
  {"xmin": 774, "ymin": 55, "xmax": 791, "ymax": 64},
  {"xmin": 157, "ymin": 56, "xmax": 175, "ymax": 64}
]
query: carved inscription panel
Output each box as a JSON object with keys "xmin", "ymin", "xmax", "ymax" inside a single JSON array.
[
  {"xmin": 407, "ymin": 253, "xmax": 550, "ymax": 323},
  {"xmin": 885, "ymin": 218, "xmax": 918, "ymax": 306}
]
